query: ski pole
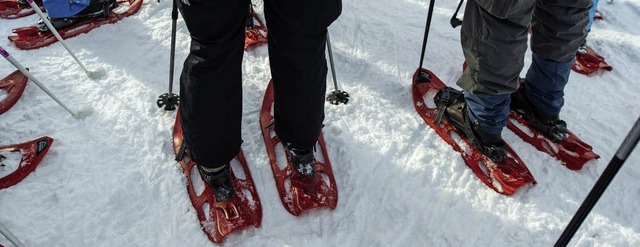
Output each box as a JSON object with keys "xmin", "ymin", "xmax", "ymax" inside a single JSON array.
[
  {"xmin": 25, "ymin": 0, "xmax": 105, "ymax": 79},
  {"xmin": 450, "ymin": 0, "xmax": 464, "ymax": 28},
  {"xmin": 325, "ymin": 33, "xmax": 349, "ymax": 105},
  {"xmin": 1, "ymin": 46, "xmax": 94, "ymax": 120},
  {"xmin": 157, "ymin": 0, "xmax": 180, "ymax": 111},
  {"xmin": 0, "ymin": 221, "xmax": 25, "ymax": 247},
  {"xmin": 555, "ymin": 116, "xmax": 640, "ymax": 247},
  {"xmin": 415, "ymin": 0, "xmax": 436, "ymax": 83}
]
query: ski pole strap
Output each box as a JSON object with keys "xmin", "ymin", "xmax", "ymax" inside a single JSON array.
[{"xmin": 555, "ymin": 116, "xmax": 640, "ymax": 247}]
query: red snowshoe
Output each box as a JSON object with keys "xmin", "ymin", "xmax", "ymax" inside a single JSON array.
[
  {"xmin": 573, "ymin": 45, "xmax": 612, "ymax": 75},
  {"xmin": 0, "ymin": 70, "xmax": 28, "ymax": 116},
  {"xmin": 172, "ymin": 110, "xmax": 261, "ymax": 243},
  {"xmin": 0, "ymin": 0, "xmax": 44, "ymax": 19},
  {"xmin": 594, "ymin": 10, "xmax": 603, "ymax": 20},
  {"xmin": 412, "ymin": 68, "xmax": 536, "ymax": 195},
  {"xmin": 8, "ymin": 0, "xmax": 143, "ymax": 50},
  {"xmin": 259, "ymin": 80, "xmax": 338, "ymax": 216},
  {"xmin": 244, "ymin": 4, "xmax": 267, "ymax": 50},
  {"xmin": 0, "ymin": 137, "xmax": 53, "ymax": 189}
]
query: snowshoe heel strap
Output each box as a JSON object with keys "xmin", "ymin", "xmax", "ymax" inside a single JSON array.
[{"xmin": 434, "ymin": 87, "xmax": 463, "ymax": 125}]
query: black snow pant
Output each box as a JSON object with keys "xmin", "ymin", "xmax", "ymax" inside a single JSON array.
[
  {"xmin": 457, "ymin": 0, "xmax": 592, "ymax": 96},
  {"xmin": 178, "ymin": 0, "xmax": 342, "ymax": 168}
]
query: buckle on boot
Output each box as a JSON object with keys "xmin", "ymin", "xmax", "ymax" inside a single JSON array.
[{"xmin": 434, "ymin": 87, "xmax": 456, "ymax": 126}]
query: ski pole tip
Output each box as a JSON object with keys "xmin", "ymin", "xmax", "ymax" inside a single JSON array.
[{"xmin": 73, "ymin": 105, "xmax": 94, "ymax": 120}]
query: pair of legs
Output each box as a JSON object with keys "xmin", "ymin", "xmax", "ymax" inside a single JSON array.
[
  {"xmin": 457, "ymin": 0, "xmax": 591, "ymax": 143},
  {"xmin": 178, "ymin": 0, "xmax": 341, "ymax": 171}
]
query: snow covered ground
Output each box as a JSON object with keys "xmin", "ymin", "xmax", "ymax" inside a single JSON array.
[{"xmin": 1, "ymin": 0, "xmax": 640, "ymax": 246}]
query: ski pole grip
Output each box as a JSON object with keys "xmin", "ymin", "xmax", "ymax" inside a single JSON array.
[{"xmin": 0, "ymin": 46, "xmax": 8, "ymax": 58}]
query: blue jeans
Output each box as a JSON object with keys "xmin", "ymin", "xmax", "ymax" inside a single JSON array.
[{"xmin": 466, "ymin": 53, "xmax": 573, "ymax": 135}]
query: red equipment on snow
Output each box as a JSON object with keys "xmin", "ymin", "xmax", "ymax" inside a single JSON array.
[
  {"xmin": 172, "ymin": 111, "xmax": 261, "ymax": 243},
  {"xmin": 260, "ymin": 80, "xmax": 338, "ymax": 216},
  {"xmin": 8, "ymin": 0, "xmax": 143, "ymax": 50},
  {"xmin": 508, "ymin": 112, "xmax": 599, "ymax": 170},
  {"xmin": 594, "ymin": 10, "xmax": 603, "ymax": 20},
  {"xmin": 244, "ymin": 4, "xmax": 267, "ymax": 50},
  {"xmin": 0, "ymin": 70, "xmax": 27, "ymax": 116},
  {"xmin": 572, "ymin": 45, "xmax": 613, "ymax": 75},
  {"xmin": 0, "ymin": 137, "xmax": 53, "ymax": 190},
  {"xmin": 0, "ymin": 0, "xmax": 44, "ymax": 19},
  {"xmin": 412, "ymin": 68, "xmax": 536, "ymax": 195}
]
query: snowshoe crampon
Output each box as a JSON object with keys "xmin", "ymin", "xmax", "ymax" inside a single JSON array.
[
  {"xmin": 0, "ymin": 70, "xmax": 28, "ymax": 116},
  {"xmin": 260, "ymin": 80, "xmax": 338, "ymax": 216},
  {"xmin": 0, "ymin": 0, "xmax": 44, "ymax": 19},
  {"xmin": 172, "ymin": 111, "xmax": 261, "ymax": 243},
  {"xmin": 0, "ymin": 137, "xmax": 53, "ymax": 189},
  {"xmin": 412, "ymin": 68, "xmax": 535, "ymax": 195},
  {"xmin": 8, "ymin": 0, "xmax": 143, "ymax": 50},
  {"xmin": 572, "ymin": 45, "xmax": 612, "ymax": 75},
  {"xmin": 244, "ymin": 4, "xmax": 267, "ymax": 50}
]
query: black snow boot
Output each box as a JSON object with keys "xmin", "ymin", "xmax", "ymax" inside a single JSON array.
[
  {"xmin": 510, "ymin": 85, "xmax": 568, "ymax": 142},
  {"xmin": 197, "ymin": 164, "xmax": 235, "ymax": 202},
  {"xmin": 37, "ymin": 0, "xmax": 118, "ymax": 31},
  {"xmin": 435, "ymin": 87, "xmax": 507, "ymax": 162},
  {"xmin": 286, "ymin": 145, "xmax": 316, "ymax": 177}
]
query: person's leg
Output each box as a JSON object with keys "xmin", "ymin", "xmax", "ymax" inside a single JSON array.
[
  {"xmin": 178, "ymin": 0, "xmax": 249, "ymax": 169},
  {"xmin": 263, "ymin": 0, "xmax": 341, "ymax": 151},
  {"xmin": 457, "ymin": 0, "xmax": 535, "ymax": 136},
  {"xmin": 523, "ymin": 0, "xmax": 591, "ymax": 117}
]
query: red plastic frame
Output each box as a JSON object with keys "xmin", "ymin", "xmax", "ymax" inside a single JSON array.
[
  {"xmin": 259, "ymin": 80, "xmax": 338, "ymax": 216},
  {"xmin": 572, "ymin": 45, "xmax": 612, "ymax": 75},
  {"xmin": 412, "ymin": 68, "xmax": 535, "ymax": 195},
  {"xmin": 0, "ymin": 70, "xmax": 27, "ymax": 116},
  {"xmin": 0, "ymin": 0, "xmax": 44, "ymax": 19},
  {"xmin": 172, "ymin": 111, "xmax": 261, "ymax": 243},
  {"xmin": 0, "ymin": 137, "xmax": 53, "ymax": 189},
  {"xmin": 244, "ymin": 4, "xmax": 268, "ymax": 50}
]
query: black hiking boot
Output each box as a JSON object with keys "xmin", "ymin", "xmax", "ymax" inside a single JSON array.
[
  {"xmin": 435, "ymin": 87, "xmax": 507, "ymax": 162},
  {"xmin": 197, "ymin": 164, "xmax": 235, "ymax": 202},
  {"xmin": 36, "ymin": 0, "xmax": 118, "ymax": 32},
  {"xmin": 510, "ymin": 85, "xmax": 568, "ymax": 142},
  {"xmin": 286, "ymin": 145, "xmax": 316, "ymax": 177}
]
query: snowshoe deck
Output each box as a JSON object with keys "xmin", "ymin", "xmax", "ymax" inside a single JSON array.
[
  {"xmin": 507, "ymin": 80, "xmax": 600, "ymax": 170},
  {"xmin": 172, "ymin": 111, "xmax": 262, "ymax": 243},
  {"xmin": 244, "ymin": 4, "xmax": 267, "ymax": 50},
  {"xmin": 259, "ymin": 80, "xmax": 338, "ymax": 216},
  {"xmin": 412, "ymin": 68, "xmax": 535, "ymax": 195},
  {"xmin": 0, "ymin": 0, "xmax": 44, "ymax": 19},
  {"xmin": 573, "ymin": 45, "xmax": 612, "ymax": 75},
  {"xmin": 0, "ymin": 137, "xmax": 53, "ymax": 189},
  {"xmin": 0, "ymin": 70, "xmax": 28, "ymax": 116},
  {"xmin": 8, "ymin": 0, "xmax": 142, "ymax": 50}
]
